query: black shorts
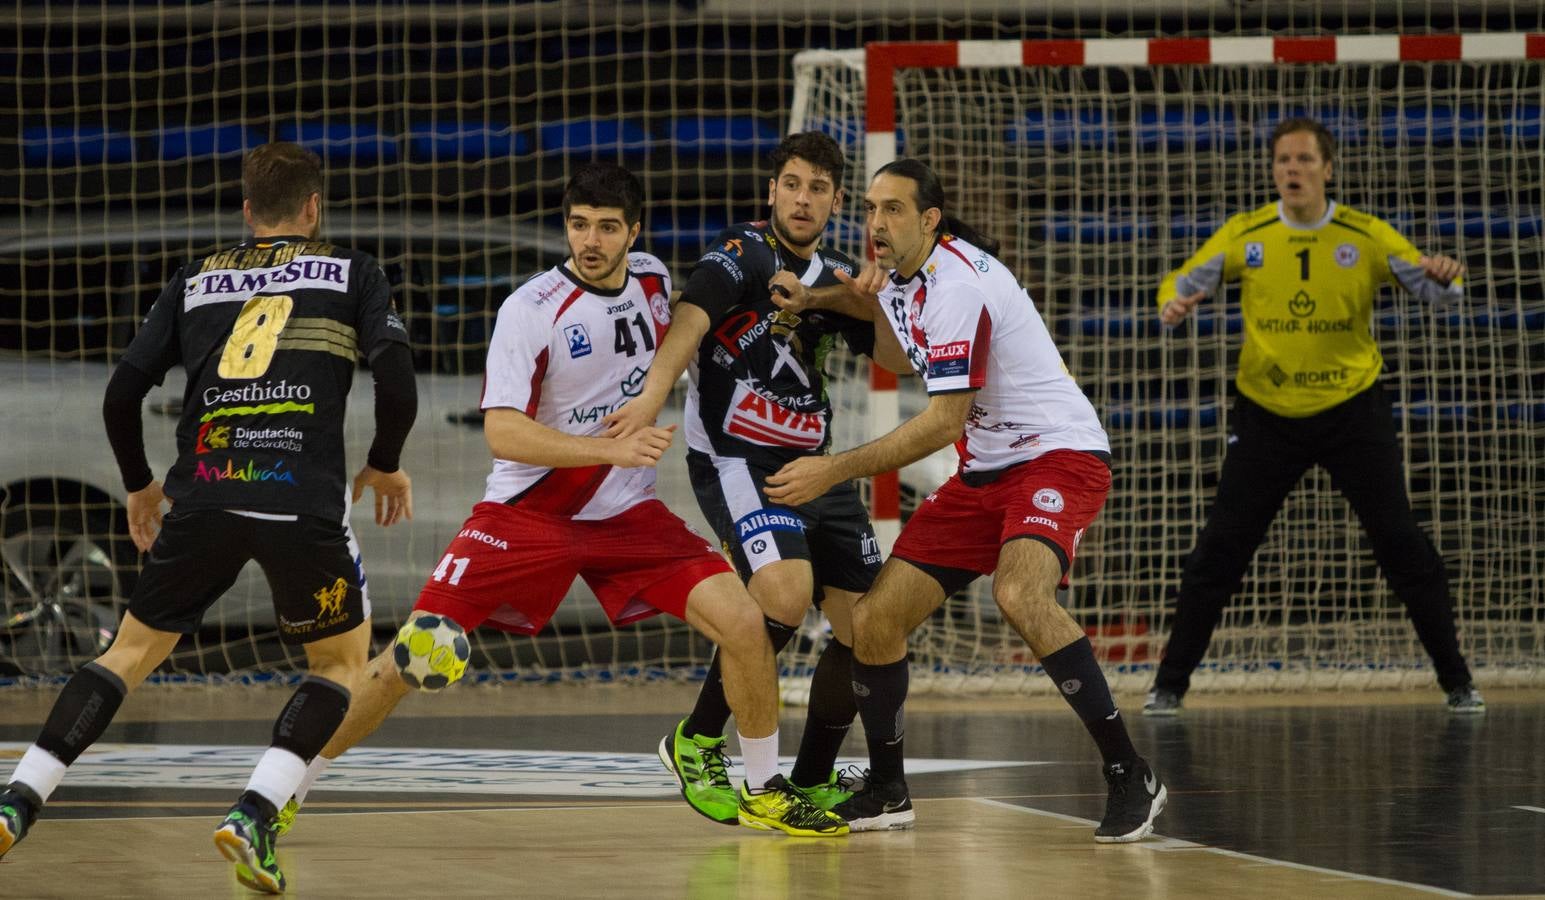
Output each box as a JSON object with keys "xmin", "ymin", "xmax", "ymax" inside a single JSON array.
[
  {"xmin": 128, "ymin": 509, "xmax": 368, "ymax": 645},
  {"xmin": 687, "ymin": 449, "xmax": 881, "ymax": 600}
]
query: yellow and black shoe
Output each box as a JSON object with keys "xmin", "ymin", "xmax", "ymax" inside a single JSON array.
[
  {"xmin": 273, "ymin": 797, "xmax": 299, "ymax": 837},
  {"xmin": 738, "ymin": 775, "xmax": 849, "ymax": 837}
]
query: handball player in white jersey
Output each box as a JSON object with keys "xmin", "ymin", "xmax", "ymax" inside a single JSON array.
[
  {"xmin": 278, "ymin": 163, "xmax": 845, "ymax": 838},
  {"xmin": 766, "ymin": 159, "xmax": 1166, "ymax": 842}
]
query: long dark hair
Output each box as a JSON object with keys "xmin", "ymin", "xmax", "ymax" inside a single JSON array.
[{"xmin": 873, "ymin": 158, "xmax": 1000, "ymax": 257}]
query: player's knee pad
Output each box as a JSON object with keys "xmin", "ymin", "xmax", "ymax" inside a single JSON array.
[
  {"xmin": 272, "ymin": 676, "xmax": 351, "ymax": 762},
  {"xmin": 37, "ymin": 662, "xmax": 127, "ymax": 766}
]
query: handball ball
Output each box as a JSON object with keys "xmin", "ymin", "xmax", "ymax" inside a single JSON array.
[{"xmin": 393, "ymin": 615, "xmax": 471, "ymax": 691}]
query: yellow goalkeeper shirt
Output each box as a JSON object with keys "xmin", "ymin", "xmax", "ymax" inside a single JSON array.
[{"xmin": 1156, "ymin": 201, "xmax": 1462, "ymax": 418}]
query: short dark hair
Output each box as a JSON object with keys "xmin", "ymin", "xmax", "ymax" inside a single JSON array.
[
  {"xmin": 1269, "ymin": 117, "xmax": 1336, "ymax": 164},
  {"xmin": 242, "ymin": 142, "xmax": 323, "ymax": 225},
  {"xmin": 562, "ymin": 162, "xmax": 644, "ymax": 226},
  {"xmin": 873, "ymin": 158, "xmax": 1001, "ymax": 256},
  {"xmin": 769, "ymin": 131, "xmax": 846, "ymax": 186}
]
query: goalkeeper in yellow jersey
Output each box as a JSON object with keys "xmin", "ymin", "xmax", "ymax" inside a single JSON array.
[{"xmin": 1144, "ymin": 117, "xmax": 1485, "ymax": 717}]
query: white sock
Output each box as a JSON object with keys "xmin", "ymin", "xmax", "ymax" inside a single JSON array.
[
  {"xmin": 10, "ymin": 745, "xmax": 68, "ymax": 803},
  {"xmin": 243, "ymin": 747, "xmax": 307, "ymax": 812},
  {"xmin": 737, "ymin": 730, "xmax": 780, "ymax": 790},
  {"xmin": 293, "ymin": 755, "xmax": 333, "ymax": 806}
]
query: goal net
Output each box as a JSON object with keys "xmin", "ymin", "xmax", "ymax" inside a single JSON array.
[{"xmin": 795, "ymin": 36, "xmax": 1544, "ymax": 692}]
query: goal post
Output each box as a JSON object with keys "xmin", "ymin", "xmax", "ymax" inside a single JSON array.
[{"xmin": 793, "ymin": 34, "xmax": 1545, "ymax": 693}]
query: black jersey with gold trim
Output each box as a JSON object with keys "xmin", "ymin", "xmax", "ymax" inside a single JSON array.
[{"xmin": 121, "ymin": 235, "xmax": 408, "ymax": 520}]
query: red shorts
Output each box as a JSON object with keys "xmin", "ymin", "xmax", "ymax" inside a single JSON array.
[
  {"xmin": 414, "ymin": 500, "xmax": 733, "ymax": 634},
  {"xmin": 891, "ymin": 450, "xmax": 1110, "ymax": 586}
]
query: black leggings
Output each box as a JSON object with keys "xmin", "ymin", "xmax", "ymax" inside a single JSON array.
[{"xmin": 1155, "ymin": 384, "xmax": 1472, "ymax": 694}]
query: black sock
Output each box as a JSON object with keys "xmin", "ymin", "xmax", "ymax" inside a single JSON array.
[
  {"xmin": 685, "ymin": 617, "xmax": 797, "ymax": 738},
  {"xmin": 851, "ymin": 657, "xmax": 908, "ymax": 785},
  {"xmin": 1041, "ymin": 637, "xmax": 1138, "ymax": 767},
  {"xmin": 791, "ymin": 639, "xmax": 856, "ymax": 788},
  {"xmin": 271, "ymin": 676, "xmax": 352, "ymax": 762},
  {"xmin": 36, "ymin": 662, "xmax": 127, "ymax": 766}
]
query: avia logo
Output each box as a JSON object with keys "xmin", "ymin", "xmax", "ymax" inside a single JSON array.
[
  {"xmin": 314, "ymin": 578, "xmax": 349, "ymax": 617},
  {"xmin": 192, "ymin": 458, "xmax": 297, "ymax": 485},
  {"xmin": 724, "ymin": 384, "xmax": 825, "ymax": 449},
  {"xmin": 196, "ymin": 422, "xmax": 232, "ymax": 454}
]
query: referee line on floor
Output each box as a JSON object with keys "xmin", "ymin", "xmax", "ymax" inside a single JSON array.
[{"xmin": 972, "ymin": 797, "xmax": 1473, "ymax": 898}]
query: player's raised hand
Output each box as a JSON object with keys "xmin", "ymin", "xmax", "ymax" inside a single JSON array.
[
  {"xmin": 768, "ymin": 270, "xmax": 813, "ymax": 312},
  {"xmin": 603, "ymin": 394, "xmax": 664, "ymax": 439},
  {"xmin": 1159, "ymin": 290, "xmax": 1207, "ymax": 327},
  {"xmin": 834, "ymin": 264, "xmax": 888, "ymax": 302},
  {"xmin": 353, "ymin": 464, "xmax": 414, "ymax": 527},
  {"xmin": 125, "ymin": 480, "xmax": 168, "ymax": 552},
  {"xmin": 764, "ymin": 455, "xmax": 838, "ymax": 507},
  {"xmin": 1419, "ymin": 254, "xmax": 1465, "ymax": 285},
  {"xmin": 610, "ymin": 424, "xmax": 676, "ymax": 468}
]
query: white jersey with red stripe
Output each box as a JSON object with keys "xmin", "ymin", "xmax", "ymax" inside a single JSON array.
[
  {"xmin": 877, "ymin": 235, "xmax": 1109, "ymax": 474},
  {"xmin": 479, "ymin": 253, "xmax": 673, "ymax": 519}
]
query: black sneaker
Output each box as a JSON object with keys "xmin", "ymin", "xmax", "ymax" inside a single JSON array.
[
  {"xmin": 1142, "ymin": 688, "xmax": 1183, "ymax": 717},
  {"xmin": 831, "ymin": 776, "xmax": 915, "ymax": 832},
  {"xmin": 0, "ymin": 783, "xmax": 41, "ymax": 859},
  {"xmin": 1446, "ymin": 684, "xmax": 1486, "ymax": 715},
  {"xmin": 1095, "ymin": 758, "xmax": 1166, "ymax": 843}
]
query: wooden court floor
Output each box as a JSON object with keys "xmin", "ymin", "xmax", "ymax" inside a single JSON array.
[{"xmin": 1, "ymin": 684, "xmax": 1542, "ymax": 898}]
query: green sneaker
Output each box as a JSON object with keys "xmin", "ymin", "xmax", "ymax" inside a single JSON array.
[
  {"xmin": 791, "ymin": 766, "xmax": 863, "ymax": 811},
  {"xmin": 213, "ymin": 802, "xmax": 285, "ymax": 894},
  {"xmin": 658, "ymin": 718, "xmax": 739, "ymax": 825},
  {"xmin": 273, "ymin": 797, "xmax": 299, "ymax": 837}
]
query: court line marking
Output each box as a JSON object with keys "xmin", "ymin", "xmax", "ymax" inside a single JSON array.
[
  {"xmin": 973, "ymin": 797, "xmax": 1473, "ymax": 898},
  {"xmin": 1515, "ymin": 806, "xmax": 1545, "ymax": 815}
]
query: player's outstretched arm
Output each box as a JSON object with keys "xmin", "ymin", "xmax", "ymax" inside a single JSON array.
[
  {"xmin": 603, "ymin": 302, "xmax": 710, "ymax": 438},
  {"xmin": 765, "ymin": 390, "xmax": 974, "ymax": 506},
  {"xmin": 489, "ymin": 407, "xmax": 676, "ymax": 469}
]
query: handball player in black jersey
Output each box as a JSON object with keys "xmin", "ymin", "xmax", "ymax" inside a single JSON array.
[{"xmin": 0, "ymin": 143, "xmax": 417, "ymax": 894}]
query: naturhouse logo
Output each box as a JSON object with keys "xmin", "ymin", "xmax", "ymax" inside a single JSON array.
[
  {"xmin": 314, "ymin": 578, "xmax": 349, "ymax": 617},
  {"xmin": 200, "ymin": 401, "xmax": 315, "ymax": 423},
  {"xmin": 192, "ymin": 459, "xmax": 298, "ymax": 485}
]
